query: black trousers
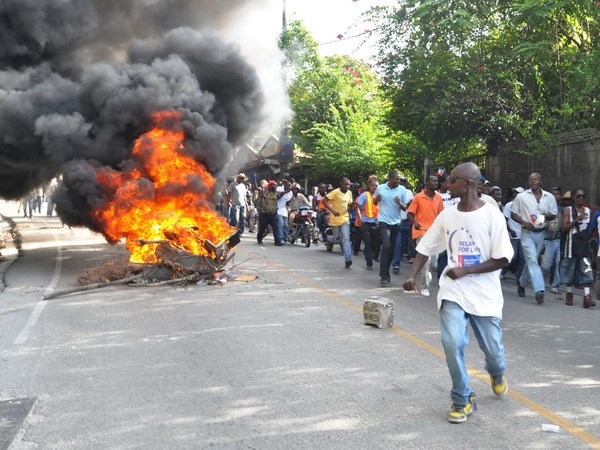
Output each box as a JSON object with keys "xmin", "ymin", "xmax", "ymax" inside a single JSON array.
[
  {"xmin": 257, "ymin": 213, "xmax": 281, "ymax": 244},
  {"xmin": 361, "ymin": 222, "xmax": 380, "ymax": 266}
]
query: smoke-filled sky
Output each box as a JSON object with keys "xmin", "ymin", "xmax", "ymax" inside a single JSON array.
[
  {"xmin": 0, "ymin": 0, "xmax": 391, "ymax": 233},
  {"xmin": 0, "ymin": 0, "xmax": 280, "ymax": 230}
]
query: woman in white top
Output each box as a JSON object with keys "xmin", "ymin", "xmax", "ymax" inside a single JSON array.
[{"xmin": 560, "ymin": 187, "xmax": 595, "ymax": 308}]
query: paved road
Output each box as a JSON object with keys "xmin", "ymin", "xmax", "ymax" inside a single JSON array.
[{"xmin": 0, "ymin": 205, "xmax": 599, "ymax": 448}]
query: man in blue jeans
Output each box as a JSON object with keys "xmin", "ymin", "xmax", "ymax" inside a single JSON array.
[
  {"xmin": 374, "ymin": 170, "xmax": 407, "ymax": 286},
  {"xmin": 403, "ymin": 162, "xmax": 513, "ymax": 424},
  {"xmin": 510, "ymin": 173, "xmax": 558, "ymax": 304}
]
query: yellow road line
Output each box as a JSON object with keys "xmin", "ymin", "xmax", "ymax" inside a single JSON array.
[{"xmin": 274, "ymin": 264, "xmax": 600, "ymax": 448}]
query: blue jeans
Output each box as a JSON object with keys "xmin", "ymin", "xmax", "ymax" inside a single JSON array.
[
  {"xmin": 379, "ymin": 222, "xmax": 401, "ymax": 280},
  {"xmin": 440, "ymin": 300, "xmax": 506, "ymax": 406},
  {"xmin": 502, "ymin": 239, "xmax": 525, "ymax": 280},
  {"xmin": 391, "ymin": 223, "xmax": 404, "ymax": 268},
  {"xmin": 277, "ymin": 214, "xmax": 289, "ymax": 243},
  {"xmin": 332, "ymin": 222, "xmax": 352, "ymax": 261},
  {"xmin": 229, "ymin": 205, "xmax": 246, "ymax": 234},
  {"xmin": 560, "ymin": 257, "xmax": 594, "ymax": 286},
  {"xmin": 542, "ymin": 239, "xmax": 561, "ymax": 289},
  {"xmin": 519, "ymin": 229, "xmax": 546, "ymax": 293}
]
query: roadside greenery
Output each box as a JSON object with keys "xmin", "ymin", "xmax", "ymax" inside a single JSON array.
[
  {"xmin": 279, "ymin": 21, "xmax": 425, "ymax": 183},
  {"xmin": 369, "ymin": 0, "xmax": 600, "ymax": 155}
]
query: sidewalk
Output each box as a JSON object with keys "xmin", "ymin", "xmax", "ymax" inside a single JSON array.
[{"xmin": 0, "ymin": 200, "xmax": 23, "ymax": 292}]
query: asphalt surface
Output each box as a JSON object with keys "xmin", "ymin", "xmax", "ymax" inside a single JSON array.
[{"xmin": 0, "ymin": 202, "xmax": 599, "ymax": 449}]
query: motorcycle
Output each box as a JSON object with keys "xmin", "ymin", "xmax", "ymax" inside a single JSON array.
[
  {"xmin": 323, "ymin": 226, "xmax": 342, "ymax": 252},
  {"xmin": 288, "ymin": 206, "xmax": 315, "ymax": 247}
]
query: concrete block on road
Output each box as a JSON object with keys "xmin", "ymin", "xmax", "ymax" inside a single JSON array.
[{"xmin": 363, "ymin": 296, "xmax": 394, "ymax": 329}]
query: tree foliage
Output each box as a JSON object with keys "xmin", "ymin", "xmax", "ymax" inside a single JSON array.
[
  {"xmin": 370, "ymin": 0, "xmax": 600, "ymax": 156},
  {"xmin": 279, "ymin": 20, "xmax": 426, "ymax": 182}
]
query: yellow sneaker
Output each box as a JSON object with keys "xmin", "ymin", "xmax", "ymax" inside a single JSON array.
[
  {"xmin": 490, "ymin": 374, "xmax": 508, "ymax": 397},
  {"xmin": 448, "ymin": 393, "xmax": 476, "ymax": 424}
]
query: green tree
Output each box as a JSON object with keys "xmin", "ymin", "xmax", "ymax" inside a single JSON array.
[
  {"xmin": 279, "ymin": 20, "xmax": 426, "ymax": 182},
  {"xmin": 370, "ymin": 0, "xmax": 600, "ymax": 156}
]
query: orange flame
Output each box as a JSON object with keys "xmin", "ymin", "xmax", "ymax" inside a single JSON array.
[{"xmin": 94, "ymin": 111, "xmax": 235, "ymax": 263}]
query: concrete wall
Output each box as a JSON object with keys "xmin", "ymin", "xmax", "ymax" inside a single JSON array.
[{"xmin": 486, "ymin": 129, "xmax": 600, "ymax": 206}]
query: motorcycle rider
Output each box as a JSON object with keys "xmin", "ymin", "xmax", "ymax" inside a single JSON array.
[
  {"xmin": 288, "ymin": 183, "xmax": 311, "ymax": 228},
  {"xmin": 313, "ymin": 183, "xmax": 329, "ymax": 239},
  {"xmin": 355, "ymin": 178, "xmax": 380, "ymax": 270}
]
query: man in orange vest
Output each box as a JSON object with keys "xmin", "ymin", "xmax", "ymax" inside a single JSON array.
[{"xmin": 355, "ymin": 178, "xmax": 380, "ymax": 270}]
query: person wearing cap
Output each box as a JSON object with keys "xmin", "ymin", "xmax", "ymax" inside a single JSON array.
[
  {"xmin": 510, "ymin": 173, "xmax": 558, "ymax": 304},
  {"xmin": 478, "ymin": 177, "xmax": 499, "ymax": 208},
  {"xmin": 226, "ymin": 173, "xmax": 249, "ymax": 234},
  {"xmin": 541, "ymin": 187, "xmax": 564, "ymax": 294},
  {"xmin": 288, "ymin": 183, "xmax": 311, "ymax": 228},
  {"xmin": 256, "ymin": 180, "xmax": 282, "ymax": 245},
  {"xmin": 501, "ymin": 187, "xmax": 525, "ymax": 281},
  {"xmin": 482, "ymin": 179, "xmax": 492, "ymax": 195}
]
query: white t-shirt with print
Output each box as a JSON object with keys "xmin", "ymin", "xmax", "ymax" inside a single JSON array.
[
  {"xmin": 415, "ymin": 202, "xmax": 514, "ymax": 318},
  {"xmin": 437, "ymin": 190, "xmax": 460, "ymax": 209},
  {"xmin": 276, "ymin": 187, "xmax": 293, "ymax": 217}
]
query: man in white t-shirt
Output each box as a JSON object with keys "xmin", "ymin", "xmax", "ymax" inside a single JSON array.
[
  {"xmin": 403, "ymin": 162, "xmax": 513, "ymax": 425},
  {"xmin": 500, "ymin": 187, "xmax": 525, "ymax": 281},
  {"xmin": 275, "ymin": 181, "xmax": 293, "ymax": 245}
]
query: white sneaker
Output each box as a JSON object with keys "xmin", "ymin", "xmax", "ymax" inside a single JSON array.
[{"xmin": 420, "ymin": 288, "xmax": 430, "ymax": 297}]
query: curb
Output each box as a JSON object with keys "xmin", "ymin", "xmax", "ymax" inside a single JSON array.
[{"xmin": 0, "ymin": 209, "xmax": 22, "ymax": 293}]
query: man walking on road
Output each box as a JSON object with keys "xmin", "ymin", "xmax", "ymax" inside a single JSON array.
[
  {"xmin": 510, "ymin": 173, "xmax": 558, "ymax": 304},
  {"xmin": 323, "ymin": 177, "xmax": 354, "ymax": 269},
  {"xmin": 374, "ymin": 170, "xmax": 407, "ymax": 286},
  {"xmin": 355, "ymin": 178, "xmax": 380, "ymax": 270},
  {"xmin": 403, "ymin": 162, "xmax": 513, "ymax": 424},
  {"xmin": 407, "ymin": 174, "xmax": 444, "ymax": 296}
]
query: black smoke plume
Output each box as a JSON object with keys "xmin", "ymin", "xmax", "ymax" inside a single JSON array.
[{"xmin": 0, "ymin": 0, "xmax": 265, "ymax": 229}]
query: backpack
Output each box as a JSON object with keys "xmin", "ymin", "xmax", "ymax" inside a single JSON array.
[{"xmin": 259, "ymin": 191, "xmax": 278, "ymax": 215}]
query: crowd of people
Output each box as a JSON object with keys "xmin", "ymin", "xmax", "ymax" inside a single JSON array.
[
  {"xmin": 218, "ymin": 170, "xmax": 599, "ymax": 310},
  {"xmin": 19, "ymin": 178, "xmax": 59, "ymax": 218}
]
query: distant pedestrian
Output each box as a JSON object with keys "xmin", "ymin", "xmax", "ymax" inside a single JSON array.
[
  {"xmin": 510, "ymin": 173, "xmax": 558, "ymax": 304},
  {"xmin": 542, "ymin": 187, "xmax": 563, "ymax": 294},
  {"xmin": 501, "ymin": 187, "xmax": 525, "ymax": 281},
  {"xmin": 323, "ymin": 177, "xmax": 354, "ymax": 268},
  {"xmin": 403, "ymin": 162, "xmax": 513, "ymax": 424},
  {"xmin": 374, "ymin": 170, "xmax": 407, "ymax": 286},
  {"xmin": 256, "ymin": 180, "xmax": 281, "ymax": 246},
  {"xmin": 406, "ymin": 175, "xmax": 444, "ymax": 296},
  {"xmin": 276, "ymin": 181, "xmax": 293, "ymax": 245},
  {"xmin": 355, "ymin": 178, "xmax": 380, "ymax": 270},
  {"xmin": 560, "ymin": 188, "xmax": 596, "ymax": 308}
]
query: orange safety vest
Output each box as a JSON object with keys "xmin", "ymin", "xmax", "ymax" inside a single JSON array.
[
  {"xmin": 364, "ymin": 192, "xmax": 378, "ymax": 219},
  {"xmin": 355, "ymin": 192, "xmax": 378, "ymax": 226}
]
